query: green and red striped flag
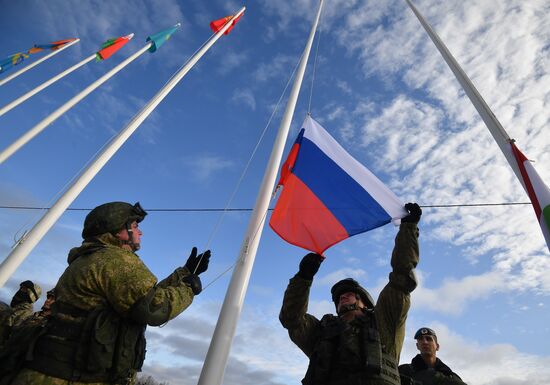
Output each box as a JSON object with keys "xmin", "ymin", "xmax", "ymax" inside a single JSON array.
[
  {"xmin": 510, "ymin": 142, "xmax": 550, "ymax": 251},
  {"xmin": 96, "ymin": 33, "xmax": 134, "ymax": 61}
]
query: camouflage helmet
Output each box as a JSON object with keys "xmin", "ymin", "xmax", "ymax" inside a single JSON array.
[
  {"xmin": 331, "ymin": 278, "xmax": 375, "ymax": 310},
  {"xmin": 82, "ymin": 202, "xmax": 147, "ymax": 239},
  {"xmin": 20, "ymin": 280, "xmax": 42, "ymax": 303}
]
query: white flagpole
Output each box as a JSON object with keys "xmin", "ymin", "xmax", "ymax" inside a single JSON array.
[
  {"xmin": 0, "ymin": 39, "xmax": 80, "ymax": 87},
  {"xmin": 404, "ymin": 0, "xmax": 524, "ymax": 188},
  {"xmin": 0, "ymin": 43, "xmax": 152, "ymax": 165},
  {"xmin": 0, "ymin": 54, "xmax": 96, "ymax": 117},
  {"xmin": 197, "ymin": 2, "xmax": 324, "ymax": 384},
  {"xmin": 0, "ymin": 8, "xmax": 245, "ymax": 287}
]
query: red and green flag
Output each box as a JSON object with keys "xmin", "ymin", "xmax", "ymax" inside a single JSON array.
[
  {"xmin": 509, "ymin": 142, "xmax": 550, "ymax": 251},
  {"xmin": 96, "ymin": 33, "xmax": 134, "ymax": 61}
]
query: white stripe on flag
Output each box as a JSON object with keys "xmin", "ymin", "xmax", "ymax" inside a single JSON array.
[{"xmin": 303, "ymin": 116, "xmax": 407, "ymax": 221}]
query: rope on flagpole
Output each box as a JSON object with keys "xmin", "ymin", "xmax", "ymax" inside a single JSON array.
[
  {"xmin": 189, "ymin": 46, "xmax": 305, "ymax": 275},
  {"xmin": 307, "ymin": 4, "xmax": 324, "ymax": 115}
]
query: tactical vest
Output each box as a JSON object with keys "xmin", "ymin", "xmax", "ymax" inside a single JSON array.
[
  {"xmin": 302, "ymin": 310, "xmax": 401, "ymax": 385},
  {"xmin": 26, "ymin": 301, "xmax": 146, "ymax": 385}
]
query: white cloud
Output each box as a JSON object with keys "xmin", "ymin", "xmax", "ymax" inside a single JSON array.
[
  {"xmin": 412, "ymin": 270, "xmax": 507, "ymax": 315},
  {"xmin": 253, "ymin": 54, "xmax": 296, "ymax": 83},
  {"xmin": 217, "ymin": 51, "xmax": 249, "ymax": 75},
  {"xmin": 315, "ymin": 267, "xmax": 367, "ymax": 286},
  {"xmin": 182, "ymin": 154, "xmax": 235, "ymax": 182},
  {"xmin": 231, "ymin": 88, "xmax": 256, "ymax": 110}
]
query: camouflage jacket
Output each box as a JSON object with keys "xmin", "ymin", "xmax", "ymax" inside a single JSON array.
[
  {"xmin": 13, "ymin": 233, "xmax": 197, "ymax": 385},
  {"xmin": 279, "ymin": 223, "xmax": 420, "ymax": 385},
  {"xmin": 52, "ymin": 232, "xmax": 196, "ymax": 320},
  {"xmin": 0, "ymin": 301, "xmax": 33, "ymax": 346},
  {"xmin": 399, "ymin": 355, "xmax": 467, "ymax": 385}
]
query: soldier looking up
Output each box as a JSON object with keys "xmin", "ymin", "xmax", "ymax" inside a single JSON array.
[
  {"xmin": 9, "ymin": 201, "xmax": 211, "ymax": 385},
  {"xmin": 0, "ymin": 280, "xmax": 42, "ymax": 345},
  {"xmin": 399, "ymin": 328, "xmax": 467, "ymax": 385},
  {"xmin": 279, "ymin": 203, "xmax": 422, "ymax": 385}
]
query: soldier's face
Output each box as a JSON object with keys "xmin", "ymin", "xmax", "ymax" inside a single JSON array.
[
  {"xmin": 337, "ymin": 291, "xmax": 364, "ymax": 311},
  {"xmin": 416, "ymin": 335, "xmax": 439, "ymax": 356},
  {"xmin": 117, "ymin": 221, "xmax": 142, "ymax": 246}
]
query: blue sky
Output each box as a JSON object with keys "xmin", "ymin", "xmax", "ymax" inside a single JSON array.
[{"xmin": 1, "ymin": 0, "xmax": 549, "ymax": 384}]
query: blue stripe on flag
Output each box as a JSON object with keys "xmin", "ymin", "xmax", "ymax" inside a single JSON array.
[{"xmin": 292, "ymin": 137, "xmax": 391, "ymax": 235}]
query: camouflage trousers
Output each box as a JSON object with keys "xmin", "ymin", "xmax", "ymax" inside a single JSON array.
[{"xmin": 9, "ymin": 368, "xmax": 136, "ymax": 385}]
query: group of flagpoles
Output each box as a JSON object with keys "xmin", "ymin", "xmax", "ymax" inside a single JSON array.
[
  {"xmin": 404, "ymin": 0, "xmax": 523, "ymax": 189},
  {"xmin": 0, "ymin": 54, "xmax": 96, "ymax": 117},
  {"xmin": 0, "ymin": 43, "xmax": 152, "ymax": 165},
  {"xmin": 0, "ymin": 8, "xmax": 245, "ymax": 288},
  {"xmin": 0, "ymin": 39, "xmax": 80, "ymax": 87},
  {"xmin": 197, "ymin": 1, "xmax": 324, "ymax": 384}
]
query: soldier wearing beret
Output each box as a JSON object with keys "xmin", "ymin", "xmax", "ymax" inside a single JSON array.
[
  {"xmin": 399, "ymin": 327, "xmax": 467, "ymax": 385},
  {"xmin": 279, "ymin": 203, "xmax": 422, "ymax": 385},
  {"xmin": 8, "ymin": 201, "xmax": 211, "ymax": 385}
]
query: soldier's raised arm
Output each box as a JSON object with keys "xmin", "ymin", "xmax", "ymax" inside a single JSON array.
[
  {"xmin": 376, "ymin": 202, "xmax": 421, "ymax": 359},
  {"xmin": 279, "ymin": 253, "xmax": 324, "ymax": 357}
]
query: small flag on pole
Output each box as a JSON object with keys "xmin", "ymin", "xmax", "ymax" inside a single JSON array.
[
  {"xmin": 96, "ymin": 33, "xmax": 134, "ymax": 61},
  {"xmin": 270, "ymin": 116, "xmax": 407, "ymax": 254},
  {"xmin": 27, "ymin": 38, "xmax": 78, "ymax": 54},
  {"xmin": 210, "ymin": 14, "xmax": 243, "ymax": 35},
  {"xmin": 509, "ymin": 142, "xmax": 550, "ymax": 251},
  {"xmin": 0, "ymin": 53, "xmax": 29, "ymax": 73},
  {"xmin": 146, "ymin": 23, "xmax": 181, "ymax": 53}
]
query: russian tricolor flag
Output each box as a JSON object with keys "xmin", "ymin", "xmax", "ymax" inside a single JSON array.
[{"xmin": 269, "ymin": 116, "xmax": 408, "ymax": 254}]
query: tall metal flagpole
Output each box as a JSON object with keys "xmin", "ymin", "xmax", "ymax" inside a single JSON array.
[
  {"xmin": 404, "ymin": 0, "xmax": 524, "ymax": 189},
  {"xmin": 0, "ymin": 55, "xmax": 96, "ymax": 117},
  {"xmin": 197, "ymin": 1, "xmax": 324, "ymax": 384},
  {"xmin": 0, "ymin": 39, "xmax": 80, "ymax": 87},
  {"xmin": 0, "ymin": 43, "xmax": 151, "ymax": 165},
  {"xmin": 0, "ymin": 8, "xmax": 245, "ymax": 287}
]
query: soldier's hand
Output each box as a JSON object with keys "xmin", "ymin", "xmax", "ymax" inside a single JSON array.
[
  {"xmin": 184, "ymin": 247, "xmax": 211, "ymax": 275},
  {"xmin": 297, "ymin": 253, "xmax": 324, "ymax": 280},
  {"xmin": 182, "ymin": 274, "xmax": 202, "ymax": 295},
  {"xmin": 401, "ymin": 202, "xmax": 422, "ymax": 224}
]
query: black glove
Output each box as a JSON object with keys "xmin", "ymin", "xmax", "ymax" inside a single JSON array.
[
  {"xmin": 184, "ymin": 247, "xmax": 211, "ymax": 275},
  {"xmin": 297, "ymin": 253, "xmax": 324, "ymax": 280},
  {"xmin": 401, "ymin": 202, "xmax": 422, "ymax": 224},
  {"xmin": 182, "ymin": 274, "xmax": 202, "ymax": 295}
]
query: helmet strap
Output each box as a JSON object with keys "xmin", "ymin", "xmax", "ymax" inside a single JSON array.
[
  {"xmin": 122, "ymin": 222, "xmax": 140, "ymax": 251},
  {"xmin": 337, "ymin": 303, "xmax": 359, "ymax": 316},
  {"xmin": 336, "ymin": 294, "xmax": 364, "ymax": 315}
]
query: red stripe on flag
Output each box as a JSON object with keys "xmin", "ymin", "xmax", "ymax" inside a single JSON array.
[
  {"xmin": 277, "ymin": 142, "xmax": 300, "ymax": 187},
  {"xmin": 270, "ymin": 173, "xmax": 349, "ymax": 254},
  {"xmin": 510, "ymin": 142, "xmax": 542, "ymax": 218}
]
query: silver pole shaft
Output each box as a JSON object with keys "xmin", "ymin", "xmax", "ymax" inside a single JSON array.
[
  {"xmin": 197, "ymin": 2, "xmax": 324, "ymax": 384},
  {"xmin": 0, "ymin": 45, "xmax": 151, "ymax": 165},
  {"xmin": 0, "ymin": 54, "xmax": 96, "ymax": 117}
]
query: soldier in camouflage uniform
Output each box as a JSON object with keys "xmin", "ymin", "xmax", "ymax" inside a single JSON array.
[
  {"xmin": 280, "ymin": 203, "xmax": 422, "ymax": 385},
  {"xmin": 0, "ymin": 280, "xmax": 42, "ymax": 346},
  {"xmin": 9, "ymin": 201, "xmax": 211, "ymax": 385},
  {"xmin": 399, "ymin": 328, "xmax": 467, "ymax": 385}
]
